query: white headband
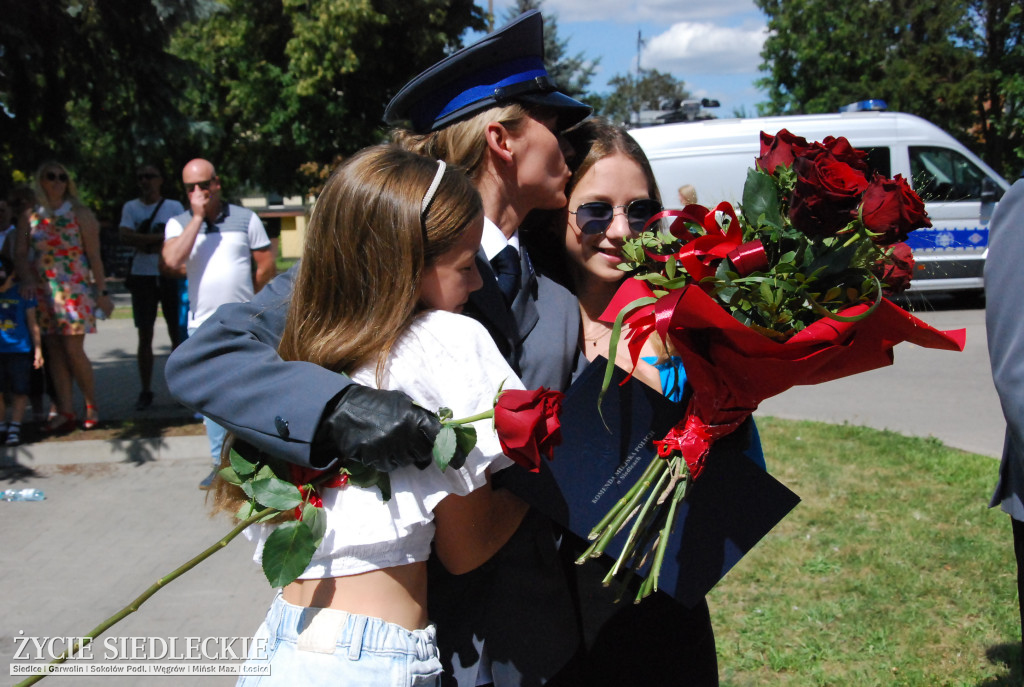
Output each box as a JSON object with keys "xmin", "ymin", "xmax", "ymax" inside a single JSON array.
[{"xmin": 420, "ymin": 160, "xmax": 447, "ymax": 218}]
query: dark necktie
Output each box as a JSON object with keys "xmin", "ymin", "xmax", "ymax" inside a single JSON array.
[{"xmin": 490, "ymin": 245, "xmax": 521, "ymax": 306}]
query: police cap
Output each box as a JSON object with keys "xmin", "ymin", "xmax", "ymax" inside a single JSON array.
[{"xmin": 383, "ymin": 10, "xmax": 592, "ymax": 134}]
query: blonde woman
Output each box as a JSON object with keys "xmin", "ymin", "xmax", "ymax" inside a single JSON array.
[{"xmin": 15, "ymin": 162, "xmax": 113, "ymax": 432}]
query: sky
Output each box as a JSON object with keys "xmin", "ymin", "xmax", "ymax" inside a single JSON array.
[{"xmin": 477, "ymin": 0, "xmax": 770, "ymax": 118}]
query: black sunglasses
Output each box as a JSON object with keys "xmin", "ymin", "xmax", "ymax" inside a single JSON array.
[
  {"xmin": 45, "ymin": 172, "xmax": 69, "ymax": 183},
  {"xmin": 185, "ymin": 179, "xmax": 213, "ymax": 192},
  {"xmin": 569, "ymin": 199, "xmax": 662, "ymax": 235},
  {"xmin": 137, "ymin": 172, "xmax": 160, "ymax": 181}
]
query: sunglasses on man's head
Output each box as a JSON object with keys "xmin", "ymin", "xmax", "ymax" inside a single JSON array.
[
  {"xmin": 185, "ymin": 179, "xmax": 213, "ymax": 192},
  {"xmin": 569, "ymin": 199, "xmax": 662, "ymax": 235},
  {"xmin": 137, "ymin": 173, "xmax": 159, "ymax": 181},
  {"xmin": 45, "ymin": 172, "xmax": 69, "ymax": 183}
]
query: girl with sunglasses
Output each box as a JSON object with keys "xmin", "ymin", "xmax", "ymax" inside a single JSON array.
[
  {"xmin": 525, "ymin": 118, "xmax": 766, "ymax": 686},
  {"xmin": 527, "ymin": 118, "xmax": 677, "ymax": 394},
  {"xmin": 14, "ymin": 162, "xmax": 114, "ymax": 433}
]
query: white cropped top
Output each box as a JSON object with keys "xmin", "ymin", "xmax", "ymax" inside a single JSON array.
[{"xmin": 249, "ymin": 310, "xmax": 520, "ymax": 579}]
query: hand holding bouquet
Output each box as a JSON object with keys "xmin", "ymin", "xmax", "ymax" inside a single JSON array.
[{"xmin": 582, "ymin": 129, "xmax": 966, "ymax": 601}]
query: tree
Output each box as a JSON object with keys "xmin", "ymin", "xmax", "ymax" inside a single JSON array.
[
  {"xmin": 600, "ymin": 69, "xmax": 690, "ymax": 127},
  {"xmin": 0, "ymin": 0, "xmax": 207, "ymax": 214},
  {"xmin": 170, "ymin": 0, "xmax": 485, "ymax": 195},
  {"xmin": 755, "ymin": 0, "xmax": 1024, "ymax": 177},
  {"xmin": 501, "ymin": 0, "xmax": 599, "ymax": 100}
]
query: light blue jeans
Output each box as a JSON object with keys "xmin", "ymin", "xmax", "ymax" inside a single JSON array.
[
  {"xmin": 237, "ymin": 593, "xmax": 442, "ymax": 687},
  {"xmin": 189, "ymin": 322, "xmax": 227, "ymax": 468},
  {"xmin": 203, "ymin": 416, "xmax": 228, "ymax": 467}
]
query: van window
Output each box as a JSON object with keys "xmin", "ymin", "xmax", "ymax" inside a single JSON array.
[
  {"xmin": 861, "ymin": 147, "xmax": 891, "ymax": 178},
  {"xmin": 909, "ymin": 146, "xmax": 988, "ymax": 201}
]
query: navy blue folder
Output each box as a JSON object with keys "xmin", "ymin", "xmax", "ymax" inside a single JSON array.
[{"xmin": 528, "ymin": 357, "xmax": 801, "ymax": 608}]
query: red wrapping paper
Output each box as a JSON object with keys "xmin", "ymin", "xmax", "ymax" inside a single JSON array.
[{"xmin": 601, "ymin": 278, "xmax": 966, "ymax": 476}]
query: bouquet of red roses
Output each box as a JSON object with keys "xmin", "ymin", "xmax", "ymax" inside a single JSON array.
[{"xmin": 582, "ymin": 129, "xmax": 966, "ymax": 601}]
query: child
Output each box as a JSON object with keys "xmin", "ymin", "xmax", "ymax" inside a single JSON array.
[
  {"xmin": 0, "ymin": 254, "xmax": 44, "ymax": 446},
  {"xmin": 221, "ymin": 145, "xmax": 530, "ymax": 686}
]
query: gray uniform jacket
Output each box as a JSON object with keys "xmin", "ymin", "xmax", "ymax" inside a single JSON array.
[
  {"xmin": 987, "ymin": 177, "xmax": 1024, "ymax": 520},
  {"xmin": 165, "ymin": 250, "xmax": 584, "ymax": 687}
]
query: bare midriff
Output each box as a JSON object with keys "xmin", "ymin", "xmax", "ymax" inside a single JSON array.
[{"xmin": 281, "ymin": 561, "xmax": 429, "ymax": 631}]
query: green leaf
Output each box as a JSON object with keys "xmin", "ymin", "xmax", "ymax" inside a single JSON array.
[
  {"xmin": 261, "ymin": 521, "xmax": 317, "ymax": 587},
  {"xmin": 345, "ymin": 463, "xmax": 382, "ymax": 489},
  {"xmin": 229, "ymin": 448, "xmax": 257, "ymax": 477},
  {"xmin": 435, "ymin": 407, "xmax": 454, "ymax": 421},
  {"xmin": 742, "ymin": 169, "xmax": 782, "ymax": 229},
  {"xmin": 254, "ymin": 464, "xmax": 276, "ymax": 481},
  {"xmin": 218, "ymin": 465, "xmax": 242, "ymax": 485},
  {"xmin": 432, "ymin": 425, "xmax": 457, "ymax": 471},
  {"xmin": 235, "ymin": 501, "xmax": 256, "ymax": 521},
  {"xmin": 377, "ymin": 472, "xmax": 392, "ymax": 502},
  {"xmin": 252, "ymin": 477, "xmax": 303, "ymax": 510},
  {"xmin": 301, "ymin": 504, "xmax": 327, "ymax": 545},
  {"xmin": 450, "ymin": 425, "xmax": 478, "ymax": 470}
]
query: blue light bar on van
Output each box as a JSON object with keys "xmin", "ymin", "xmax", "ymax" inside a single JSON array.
[{"xmin": 838, "ymin": 100, "xmax": 888, "ymax": 113}]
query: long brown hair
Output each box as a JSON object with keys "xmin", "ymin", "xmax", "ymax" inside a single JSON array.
[
  {"xmin": 212, "ymin": 145, "xmax": 481, "ymax": 517},
  {"xmin": 277, "ymin": 144, "xmax": 482, "ymax": 381}
]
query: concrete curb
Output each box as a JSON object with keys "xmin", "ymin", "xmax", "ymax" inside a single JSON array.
[{"xmin": 1, "ymin": 434, "xmax": 210, "ymax": 468}]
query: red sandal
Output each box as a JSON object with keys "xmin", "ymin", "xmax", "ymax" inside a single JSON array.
[
  {"xmin": 83, "ymin": 404, "xmax": 100, "ymax": 431},
  {"xmin": 45, "ymin": 412, "xmax": 77, "ymax": 434}
]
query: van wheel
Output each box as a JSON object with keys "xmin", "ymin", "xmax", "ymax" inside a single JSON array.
[{"xmin": 950, "ymin": 289, "xmax": 985, "ymax": 310}]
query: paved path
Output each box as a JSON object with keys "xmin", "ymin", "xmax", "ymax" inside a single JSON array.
[
  {"xmin": 756, "ymin": 304, "xmax": 1004, "ymax": 459},
  {"xmin": 1, "ymin": 287, "xmax": 268, "ymax": 685}
]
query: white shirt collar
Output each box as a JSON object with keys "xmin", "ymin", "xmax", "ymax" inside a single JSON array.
[{"xmin": 479, "ymin": 217, "xmax": 521, "ymax": 262}]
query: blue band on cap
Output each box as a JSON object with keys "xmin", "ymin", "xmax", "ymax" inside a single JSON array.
[{"xmin": 430, "ymin": 57, "xmax": 548, "ymax": 122}]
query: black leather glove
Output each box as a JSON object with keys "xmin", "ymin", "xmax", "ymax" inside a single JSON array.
[{"xmin": 311, "ymin": 385, "xmax": 441, "ymax": 472}]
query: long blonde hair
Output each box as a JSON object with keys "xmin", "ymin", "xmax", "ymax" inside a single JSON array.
[
  {"xmin": 277, "ymin": 144, "xmax": 482, "ymax": 381},
  {"xmin": 32, "ymin": 161, "xmax": 86, "ymax": 214},
  {"xmin": 391, "ymin": 103, "xmax": 528, "ymax": 181}
]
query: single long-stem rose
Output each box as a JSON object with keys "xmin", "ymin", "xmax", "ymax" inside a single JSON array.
[
  {"xmin": 18, "ymin": 387, "xmax": 559, "ymax": 686},
  {"xmin": 491, "ymin": 388, "xmax": 566, "ymax": 472}
]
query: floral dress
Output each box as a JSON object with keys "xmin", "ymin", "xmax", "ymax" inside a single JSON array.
[{"xmin": 30, "ymin": 201, "xmax": 97, "ymax": 335}]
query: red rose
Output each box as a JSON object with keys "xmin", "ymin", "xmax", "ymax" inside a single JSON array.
[
  {"xmin": 493, "ymin": 388, "xmax": 565, "ymax": 472},
  {"xmin": 809, "ymin": 136, "xmax": 870, "ymax": 173},
  {"xmin": 873, "ymin": 242, "xmax": 915, "ymax": 295},
  {"xmin": 289, "ymin": 464, "xmax": 347, "ymax": 519},
  {"xmin": 756, "ymin": 129, "xmax": 811, "ymax": 174},
  {"xmin": 860, "ymin": 173, "xmax": 931, "ymax": 244},
  {"xmin": 788, "ymin": 153, "xmax": 869, "ymax": 238}
]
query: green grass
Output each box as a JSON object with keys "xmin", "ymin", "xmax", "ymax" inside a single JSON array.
[
  {"xmin": 713, "ymin": 417, "xmax": 1019, "ymax": 686},
  {"xmin": 276, "ymin": 256, "xmax": 297, "ymax": 274}
]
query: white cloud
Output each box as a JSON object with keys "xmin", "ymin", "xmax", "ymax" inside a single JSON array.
[
  {"xmin": 642, "ymin": 22, "xmax": 767, "ymax": 75},
  {"xmin": 490, "ymin": 0, "xmax": 760, "ymax": 24}
]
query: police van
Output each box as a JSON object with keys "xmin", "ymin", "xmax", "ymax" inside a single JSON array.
[{"xmin": 627, "ymin": 104, "xmax": 1010, "ymax": 293}]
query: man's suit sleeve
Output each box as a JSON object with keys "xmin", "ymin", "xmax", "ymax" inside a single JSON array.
[
  {"xmin": 165, "ymin": 265, "xmax": 353, "ymax": 467},
  {"xmin": 986, "ymin": 178, "xmax": 1024, "ymax": 515}
]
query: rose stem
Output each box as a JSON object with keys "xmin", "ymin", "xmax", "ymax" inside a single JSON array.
[
  {"xmin": 14, "ymin": 506, "xmax": 276, "ymax": 687},
  {"xmin": 605, "ymin": 464, "xmax": 671, "ymax": 583}
]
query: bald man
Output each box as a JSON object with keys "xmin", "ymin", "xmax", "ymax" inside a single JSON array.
[{"xmin": 163, "ymin": 158, "xmax": 275, "ymax": 487}]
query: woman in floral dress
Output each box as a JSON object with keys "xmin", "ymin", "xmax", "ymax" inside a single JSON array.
[{"xmin": 14, "ymin": 161, "xmax": 114, "ymax": 432}]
